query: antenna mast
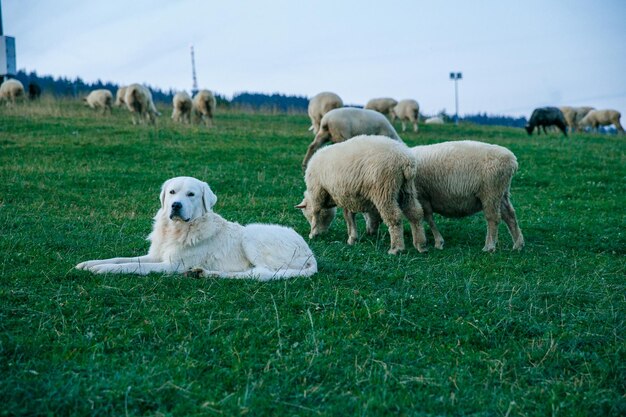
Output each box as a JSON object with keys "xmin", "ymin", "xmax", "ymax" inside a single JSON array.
[{"xmin": 190, "ymin": 45, "xmax": 198, "ymax": 96}]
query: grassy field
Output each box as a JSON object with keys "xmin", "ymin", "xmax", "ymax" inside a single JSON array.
[{"xmin": 0, "ymin": 98, "xmax": 624, "ymax": 416}]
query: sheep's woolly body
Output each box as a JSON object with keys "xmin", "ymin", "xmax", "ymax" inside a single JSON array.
[
  {"xmin": 391, "ymin": 99, "xmax": 420, "ymax": 132},
  {"xmin": 411, "ymin": 140, "xmax": 524, "ymax": 251},
  {"xmin": 302, "ymin": 107, "xmax": 401, "ymax": 169},
  {"xmin": 364, "ymin": 98, "xmax": 398, "ymax": 117},
  {"xmin": 172, "ymin": 91, "xmax": 193, "ymax": 123},
  {"xmin": 0, "ymin": 79, "xmax": 25, "ymax": 103},
  {"xmin": 301, "ymin": 135, "xmax": 426, "ymax": 254},
  {"xmin": 578, "ymin": 109, "xmax": 624, "ymax": 133},
  {"xmin": 192, "ymin": 90, "xmax": 216, "ymax": 127},
  {"xmin": 125, "ymin": 83, "xmax": 159, "ymax": 125},
  {"xmin": 307, "ymin": 92, "xmax": 343, "ymax": 134},
  {"xmin": 114, "ymin": 86, "xmax": 128, "ymax": 107},
  {"xmin": 85, "ymin": 89, "xmax": 113, "ymax": 114},
  {"xmin": 560, "ymin": 106, "xmax": 594, "ymax": 132}
]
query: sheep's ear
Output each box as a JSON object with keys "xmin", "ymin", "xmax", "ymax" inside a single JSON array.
[
  {"xmin": 160, "ymin": 179, "xmax": 172, "ymax": 208},
  {"xmin": 202, "ymin": 182, "xmax": 217, "ymax": 212},
  {"xmin": 295, "ymin": 200, "xmax": 307, "ymax": 209}
]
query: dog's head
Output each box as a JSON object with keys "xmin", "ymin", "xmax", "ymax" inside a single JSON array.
[{"xmin": 160, "ymin": 176, "xmax": 217, "ymax": 222}]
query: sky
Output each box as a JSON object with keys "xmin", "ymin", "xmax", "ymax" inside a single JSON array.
[{"xmin": 4, "ymin": 0, "xmax": 626, "ymax": 117}]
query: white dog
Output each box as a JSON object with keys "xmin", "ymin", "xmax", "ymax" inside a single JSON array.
[{"xmin": 76, "ymin": 176, "xmax": 317, "ymax": 280}]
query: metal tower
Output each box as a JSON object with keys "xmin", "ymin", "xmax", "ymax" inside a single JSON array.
[{"xmin": 190, "ymin": 45, "xmax": 198, "ymax": 96}]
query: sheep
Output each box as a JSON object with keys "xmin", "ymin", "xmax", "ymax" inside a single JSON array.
[
  {"xmin": 0, "ymin": 79, "xmax": 25, "ymax": 104},
  {"xmin": 307, "ymin": 92, "xmax": 343, "ymax": 134},
  {"xmin": 560, "ymin": 106, "xmax": 594, "ymax": 133},
  {"xmin": 296, "ymin": 135, "xmax": 427, "ymax": 255},
  {"xmin": 409, "ymin": 140, "xmax": 524, "ymax": 252},
  {"xmin": 171, "ymin": 91, "xmax": 192, "ymax": 123},
  {"xmin": 302, "ymin": 107, "xmax": 402, "ymax": 170},
  {"xmin": 578, "ymin": 109, "xmax": 624, "ymax": 133},
  {"xmin": 364, "ymin": 97, "xmax": 398, "ymax": 118},
  {"xmin": 114, "ymin": 86, "xmax": 127, "ymax": 107},
  {"xmin": 192, "ymin": 89, "xmax": 217, "ymax": 127},
  {"xmin": 525, "ymin": 107, "xmax": 567, "ymax": 136},
  {"xmin": 28, "ymin": 82, "xmax": 41, "ymax": 100},
  {"xmin": 390, "ymin": 99, "xmax": 420, "ymax": 132},
  {"xmin": 424, "ymin": 116, "xmax": 444, "ymax": 125},
  {"xmin": 124, "ymin": 83, "xmax": 160, "ymax": 125},
  {"xmin": 84, "ymin": 89, "xmax": 113, "ymax": 114}
]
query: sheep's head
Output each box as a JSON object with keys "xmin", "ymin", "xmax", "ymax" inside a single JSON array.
[{"xmin": 295, "ymin": 192, "xmax": 336, "ymax": 239}]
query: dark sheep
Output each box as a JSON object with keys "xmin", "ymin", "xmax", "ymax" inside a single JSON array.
[
  {"xmin": 28, "ymin": 83, "xmax": 41, "ymax": 100},
  {"xmin": 525, "ymin": 107, "xmax": 567, "ymax": 136}
]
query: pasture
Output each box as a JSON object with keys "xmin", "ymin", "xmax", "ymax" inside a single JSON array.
[{"xmin": 0, "ymin": 99, "xmax": 624, "ymax": 416}]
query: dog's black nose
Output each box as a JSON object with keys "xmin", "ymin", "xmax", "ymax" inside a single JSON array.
[{"xmin": 171, "ymin": 202, "xmax": 182, "ymax": 211}]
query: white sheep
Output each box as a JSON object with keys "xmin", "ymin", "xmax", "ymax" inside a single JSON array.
[
  {"xmin": 307, "ymin": 92, "xmax": 343, "ymax": 134},
  {"xmin": 0, "ymin": 79, "xmax": 25, "ymax": 104},
  {"xmin": 124, "ymin": 83, "xmax": 160, "ymax": 125},
  {"xmin": 171, "ymin": 91, "xmax": 192, "ymax": 123},
  {"xmin": 114, "ymin": 86, "xmax": 127, "ymax": 107},
  {"xmin": 560, "ymin": 106, "xmax": 594, "ymax": 133},
  {"xmin": 192, "ymin": 89, "xmax": 217, "ymax": 127},
  {"xmin": 424, "ymin": 116, "xmax": 444, "ymax": 125},
  {"xmin": 391, "ymin": 99, "xmax": 420, "ymax": 132},
  {"xmin": 83, "ymin": 89, "xmax": 113, "ymax": 114},
  {"xmin": 409, "ymin": 140, "xmax": 524, "ymax": 252},
  {"xmin": 302, "ymin": 107, "xmax": 402, "ymax": 169},
  {"xmin": 296, "ymin": 135, "xmax": 427, "ymax": 254},
  {"xmin": 364, "ymin": 97, "xmax": 398, "ymax": 118},
  {"xmin": 578, "ymin": 109, "xmax": 624, "ymax": 133}
]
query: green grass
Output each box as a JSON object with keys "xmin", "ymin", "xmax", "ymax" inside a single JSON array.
[{"xmin": 1, "ymin": 98, "xmax": 624, "ymax": 416}]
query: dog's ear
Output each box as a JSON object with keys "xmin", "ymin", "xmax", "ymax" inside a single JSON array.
[
  {"xmin": 202, "ymin": 182, "xmax": 218, "ymax": 212},
  {"xmin": 295, "ymin": 199, "xmax": 307, "ymax": 209},
  {"xmin": 160, "ymin": 178, "xmax": 172, "ymax": 208}
]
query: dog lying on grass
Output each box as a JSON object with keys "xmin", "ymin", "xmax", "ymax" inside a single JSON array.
[{"xmin": 76, "ymin": 176, "xmax": 317, "ymax": 280}]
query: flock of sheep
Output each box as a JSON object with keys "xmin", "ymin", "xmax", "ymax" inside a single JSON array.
[{"xmin": 525, "ymin": 105, "xmax": 624, "ymax": 136}]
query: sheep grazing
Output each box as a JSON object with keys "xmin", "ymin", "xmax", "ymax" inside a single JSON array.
[
  {"xmin": 425, "ymin": 116, "xmax": 444, "ymax": 125},
  {"xmin": 560, "ymin": 106, "xmax": 594, "ymax": 133},
  {"xmin": 578, "ymin": 109, "xmax": 624, "ymax": 133},
  {"xmin": 391, "ymin": 99, "xmax": 420, "ymax": 132},
  {"xmin": 364, "ymin": 97, "xmax": 398, "ymax": 118},
  {"xmin": 84, "ymin": 89, "xmax": 113, "ymax": 114},
  {"xmin": 296, "ymin": 135, "xmax": 427, "ymax": 255},
  {"xmin": 525, "ymin": 107, "xmax": 567, "ymax": 136},
  {"xmin": 192, "ymin": 89, "xmax": 217, "ymax": 127},
  {"xmin": 302, "ymin": 107, "xmax": 402, "ymax": 170},
  {"xmin": 307, "ymin": 92, "xmax": 343, "ymax": 134},
  {"xmin": 0, "ymin": 79, "xmax": 25, "ymax": 104},
  {"xmin": 124, "ymin": 83, "xmax": 160, "ymax": 125},
  {"xmin": 410, "ymin": 140, "xmax": 524, "ymax": 252},
  {"xmin": 171, "ymin": 91, "xmax": 192, "ymax": 123},
  {"xmin": 28, "ymin": 83, "xmax": 41, "ymax": 100},
  {"xmin": 114, "ymin": 86, "xmax": 127, "ymax": 107}
]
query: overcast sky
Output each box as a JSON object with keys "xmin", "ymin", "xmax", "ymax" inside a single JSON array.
[{"xmin": 5, "ymin": 0, "xmax": 626, "ymax": 116}]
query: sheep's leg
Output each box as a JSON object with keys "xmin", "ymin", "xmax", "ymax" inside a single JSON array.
[
  {"xmin": 482, "ymin": 197, "xmax": 502, "ymax": 252},
  {"xmin": 401, "ymin": 121, "xmax": 407, "ymax": 132},
  {"xmin": 501, "ymin": 195, "xmax": 524, "ymax": 250},
  {"xmin": 422, "ymin": 201, "xmax": 444, "ymax": 249},
  {"xmin": 364, "ymin": 210, "xmax": 381, "ymax": 235},
  {"xmin": 376, "ymin": 200, "xmax": 405, "ymax": 255},
  {"xmin": 400, "ymin": 198, "xmax": 428, "ymax": 253},
  {"xmin": 614, "ymin": 119, "xmax": 625, "ymax": 133},
  {"xmin": 343, "ymin": 210, "xmax": 358, "ymax": 245},
  {"xmin": 413, "ymin": 120, "xmax": 418, "ymax": 132}
]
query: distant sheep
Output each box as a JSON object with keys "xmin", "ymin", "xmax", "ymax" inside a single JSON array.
[
  {"xmin": 391, "ymin": 99, "xmax": 420, "ymax": 132},
  {"xmin": 297, "ymin": 135, "xmax": 427, "ymax": 254},
  {"xmin": 124, "ymin": 83, "xmax": 160, "ymax": 125},
  {"xmin": 424, "ymin": 116, "xmax": 444, "ymax": 125},
  {"xmin": 560, "ymin": 106, "xmax": 594, "ymax": 133},
  {"xmin": 307, "ymin": 92, "xmax": 343, "ymax": 134},
  {"xmin": 192, "ymin": 89, "xmax": 217, "ymax": 127},
  {"xmin": 578, "ymin": 109, "xmax": 624, "ymax": 133},
  {"xmin": 0, "ymin": 79, "xmax": 25, "ymax": 104},
  {"xmin": 114, "ymin": 86, "xmax": 127, "ymax": 107},
  {"xmin": 171, "ymin": 91, "xmax": 192, "ymax": 123},
  {"xmin": 364, "ymin": 98, "xmax": 398, "ymax": 118},
  {"xmin": 525, "ymin": 107, "xmax": 567, "ymax": 136},
  {"xmin": 302, "ymin": 107, "xmax": 402, "ymax": 170},
  {"xmin": 410, "ymin": 140, "xmax": 524, "ymax": 252},
  {"xmin": 28, "ymin": 83, "xmax": 41, "ymax": 100},
  {"xmin": 84, "ymin": 89, "xmax": 113, "ymax": 114}
]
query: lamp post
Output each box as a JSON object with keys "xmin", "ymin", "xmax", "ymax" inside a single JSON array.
[{"xmin": 449, "ymin": 72, "xmax": 462, "ymax": 125}]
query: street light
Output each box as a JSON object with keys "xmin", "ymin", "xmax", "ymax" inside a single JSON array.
[{"xmin": 449, "ymin": 72, "xmax": 462, "ymax": 125}]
